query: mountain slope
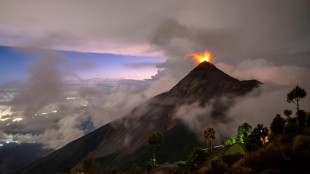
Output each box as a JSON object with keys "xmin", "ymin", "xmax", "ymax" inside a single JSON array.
[{"xmin": 19, "ymin": 62, "xmax": 261, "ymax": 173}]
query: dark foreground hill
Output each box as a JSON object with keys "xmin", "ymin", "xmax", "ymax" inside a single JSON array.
[{"xmin": 19, "ymin": 62, "xmax": 261, "ymax": 174}]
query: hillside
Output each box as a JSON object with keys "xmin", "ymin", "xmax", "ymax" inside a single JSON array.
[{"xmin": 19, "ymin": 62, "xmax": 261, "ymax": 174}]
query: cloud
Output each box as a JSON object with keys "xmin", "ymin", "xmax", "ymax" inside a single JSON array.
[
  {"xmin": 78, "ymin": 87, "xmax": 104, "ymax": 98},
  {"xmin": 0, "ymin": 49, "xmax": 69, "ymax": 117},
  {"xmin": 32, "ymin": 113, "xmax": 87, "ymax": 149},
  {"xmin": 174, "ymin": 99, "xmax": 234, "ymax": 143},
  {"xmin": 174, "ymin": 59, "xmax": 310, "ymax": 143},
  {"xmin": 217, "ymin": 59, "xmax": 310, "ymax": 130},
  {"xmin": 215, "ymin": 59, "xmax": 310, "ymax": 86},
  {"xmin": 125, "ymin": 62, "xmax": 158, "ymax": 69},
  {"xmin": 88, "ymin": 74, "xmax": 178, "ymax": 128},
  {"xmin": 1, "ymin": 0, "xmax": 310, "ymax": 152},
  {"xmin": 0, "ymin": 0, "xmax": 309, "ymax": 66}
]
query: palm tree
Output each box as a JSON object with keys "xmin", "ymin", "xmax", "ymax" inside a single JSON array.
[
  {"xmin": 147, "ymin": 132, "xmax": 163, "ymax": 162},
  {"xmin": 201, "ymin": 128, "xmax": 216, "ymax": 150},
  {"xmin": 209, "ymin": 128, "xmax": 216, "ymax": 149}
]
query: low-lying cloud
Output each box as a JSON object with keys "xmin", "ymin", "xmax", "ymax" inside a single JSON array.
[{"xmin": 174, "ymin": 59, "xmax": 310, "ymax": 143}]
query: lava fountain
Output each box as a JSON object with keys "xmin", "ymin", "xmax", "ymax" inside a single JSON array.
[{"xmin": 187, "ymin": 51, "xmax": 212, "ymax": 65}]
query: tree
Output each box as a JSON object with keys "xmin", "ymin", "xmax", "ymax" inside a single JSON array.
[
  {"xmin": 209, "ymin": 128, "xmax": 216, "ymax": 149},
  {"xmin": 237, "ymin": 122, "xmax": 252, "ymax": 144},
  {"xmin": 245, "ymin": 124, "xmax": 269, "ymax": 152},
  {"xmin": 307, "ymin": 112, "xmax": 310, "ymax": 127},
  {"xmin": 238, "ymin": 122, "xmax": 252, "ymax": 137},
  {"xmin": 270, "ymin": 114, "xmax": 286, "ymax": 134},
  {"xmin": 128, "ymin": 163, "xmax": 144, "ymax": 174},
  {"xmin": 147, "ymin": 132, "xmax": 163, "ymax": 162},
  {"xmin": 284, "ymin": 109, "xmax": 293, "ymax": 124},
  {"xmin": 201, "ymin": 128, "xmax": 210, "ymax": 149},
  {"xmin": 287, "ymin": 86, "xmax": 307, "ymax": 114},
  {"xmin": 222, "ymin": 137, "xmax": 232, "ymax": 145},
  {"xmin": 186, "ymin": 147, "xmax": 207, "ymax": 171},
  {"xmin": 146, "ymin": 159, "xmax": 157, "ymax": 171},
  {"xmin": 229, "ymin": 135, "xmax": 237, "ymax": 144},
  {"xmin": 298, "ymin": 110, "xmax": 306, "ymax": 132},
  {"xmin": 284, "ymin": 109, "xmax": 292, "ymax": 118},
  {"xmin": 201, "ymin": 128, "xmax": 215, "ymax": 150},
  {"xmin": 82, "ymin": 157, "xmax": 100, "ymax": 174}
]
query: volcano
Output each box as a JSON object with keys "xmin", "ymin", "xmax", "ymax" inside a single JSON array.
[{"xmin": 19, "ymin": 62, "xmax": 261, "ymax": 173}]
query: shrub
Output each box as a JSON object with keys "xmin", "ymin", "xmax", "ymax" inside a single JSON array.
[
  {"xmin": 186, "ymin": 147, "xmax": 207, "ymax": 171},
  {"xmin": 270, "ymin": 114, "xmax": 286, "ymax": 134},
  {"xmin": 146, "ymin": 159, "xmax": 156, "ymax": 171},
  {"xmin": 128, "ymin": 163, "xmax": 144, "ymax": 174},
  {"xmin": 293, "ymin": 135, "xmax": 310, "ymax": 151},
  {"xmin": 222, "ymin": 153, "xmax": 244, "ymax": 167},
  {"xmin": 284, "ymin": 123, "xmax": 297, "ymax": 134},
  {"xmin": 206, "ymin": 159, "xmax": 228, "ymax": 174}
]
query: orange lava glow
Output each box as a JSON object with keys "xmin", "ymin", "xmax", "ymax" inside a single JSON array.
[{"xmin": 187, "ymin": 51, "xmax": 212, "ymax": 65}]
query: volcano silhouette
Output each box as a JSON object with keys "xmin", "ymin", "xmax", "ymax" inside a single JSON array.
[{"xmin": 20, "ymin": 62, "xmax": 261, "ymax": 173}]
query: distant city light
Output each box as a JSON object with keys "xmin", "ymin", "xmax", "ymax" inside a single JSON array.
[
  {"xmin": 12, "ymin": 117, "xmax": 23, "ymax": 122},
  {"xmin": 66, "ymin": 97, "xmax": 76, "ymax": 100},
  {"xmin": 0, "ymin": 117, "xmax": 10, "ymax": 121}
]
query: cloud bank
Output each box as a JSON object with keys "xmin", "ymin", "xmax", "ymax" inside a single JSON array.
[{"xmin": 174, "ymin": 59, "xmax": 310, "ymax": 143}]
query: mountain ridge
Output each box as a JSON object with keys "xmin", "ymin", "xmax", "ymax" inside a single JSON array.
[{"xmin": 19, "ymin": 62, "xmax": 261, "ymax": 173}]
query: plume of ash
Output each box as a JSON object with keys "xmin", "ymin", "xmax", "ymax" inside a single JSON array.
[
  {"xmin": 174, "ymin": 59, "xmax": 310, "ymax": 144},
  {"xmin": 150, "ymin": 18, "xmax": 240, "ymax": 79}
]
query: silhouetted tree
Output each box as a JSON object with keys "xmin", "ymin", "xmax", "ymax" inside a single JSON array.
[
  {"xmin": 103, "ymin": 168, "xmax": 118, "ymax": 174},
  {"xmin": 245, "ymin": 124, "xmax": 269, "ymax": 152},
  {"xmin": 238, "ymin": 122, "xmax": 252, "ymax": 136},
  {"xmin": 270, "ymin": 114, "xmax": 286, "ymax": 134},
  {"xmin": 128, "ymin": 163, "xmax": 144, "ymax": 174},
  {"xmin": 147, "ymin": 132, "xmax": 163, "ymax": 162},
  {"xmin": 82, "ymin": 157, "xmax": 100, "ymax": 174},
  {"xmin": 284, "ymin": 109, "xmax": 292, "ymax": 118},
  {"xmin": 298, "ymin": 110, "xmax": 306, "ymax": 132},
  {"xmin": 307, "ymin": 112, "xmax": 310, "ymax": 127},
  {"xmin": 287, "ymin": 86, "xmax": 307, "ymax": 114},
  {"xmin": 186, "ymin": 147, "xmax": 207, "ymax": 171},
  {"xmin": 284, "ymin": 109, "xmax": 293, "ymax": 124},
  {"xmin": 146, "ymin": 159, "xmax": 157, "ymax": 171}
]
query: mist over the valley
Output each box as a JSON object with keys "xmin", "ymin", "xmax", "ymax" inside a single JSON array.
[{"xmin": 0, "ymin": 0, "xmax": 310, "ymax": 173}]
